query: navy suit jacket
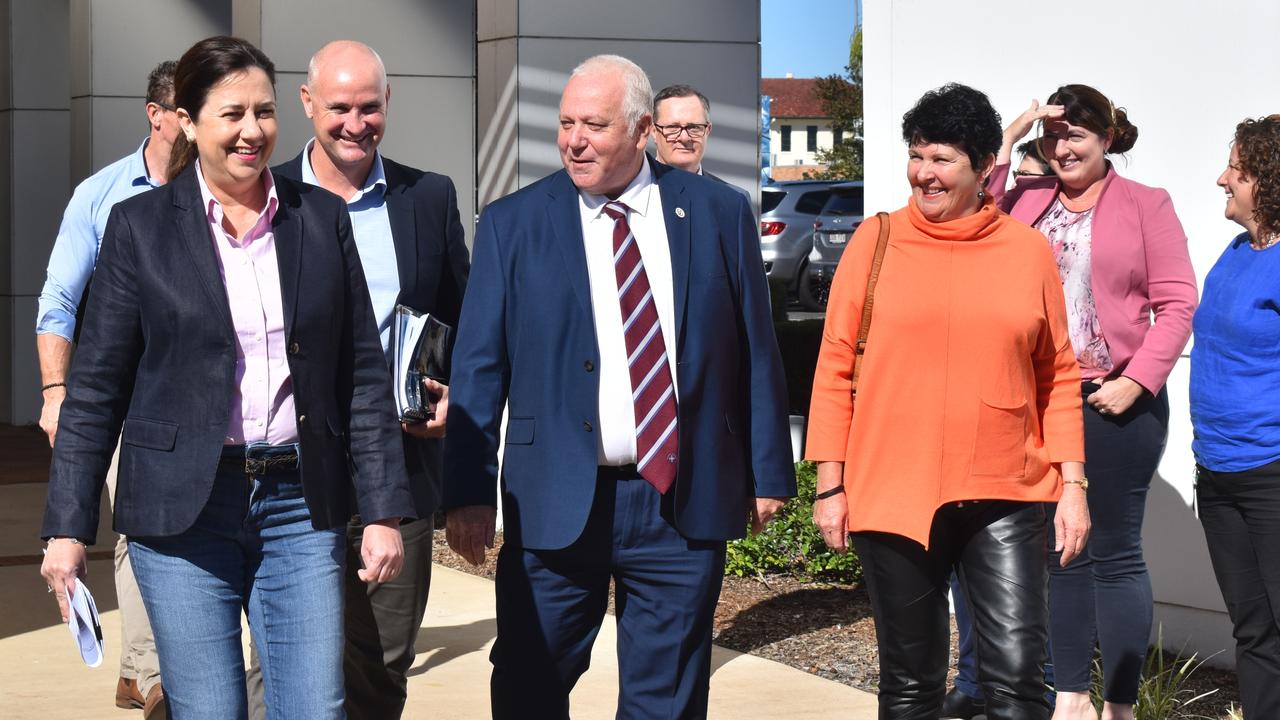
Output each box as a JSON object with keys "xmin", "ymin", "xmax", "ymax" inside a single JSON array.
[
  {"xmin": 443, "ymin": 159, "xmax": 795, "ymax": 549},
  {"xmin": 41, "ymin": 165, "xmax": 414, "ymax": 541},
  {"xmin": 273, "ymin": 151, "xmax": 470, "ymax": 520}
]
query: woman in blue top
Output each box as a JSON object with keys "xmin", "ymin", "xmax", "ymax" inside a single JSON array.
[{"xmin": 1191, "ymin": 114, "xmax": 1280, "ymax": 719}]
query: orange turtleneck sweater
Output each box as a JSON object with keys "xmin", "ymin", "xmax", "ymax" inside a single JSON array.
[{"xmin": 805, "ymin": 198, "xmax": 1084, "ymax": 548}]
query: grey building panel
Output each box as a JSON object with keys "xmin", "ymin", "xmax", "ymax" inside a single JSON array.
[
  {"xmin": 477, "ymin": 37, "xmax": 517, "ymax": 210},
  {"xmin": 12, "ymin": 110, "xmax": 70, "ymax": 297},
  {"xmin": 10, "ymin": 0, "xmax": 69, "ymax": 110},
  {"xmin": 0, "ymin": 3, "xmax": 10, "ymax": 110},
  {"xmin": 90, "ymin": 96, "xmax": 148, "ymax": 175},
  {"xmin": 81, "ymin": 0, "xmax": 232, "ymax": 98},
  {"xmin": 69, "ymin": 95, "xmax": 91, "ymax": 184},
  {"xmin": 0, "ymin": 297, "xmax": 13, "ymax": 418},
  {"xmin": 0, "ymin": 109, "xmax": 10, "ymax": 292},
  {"xmin": 517, "ymin": 0, "xmax": 757, "ymax": 43},
  {"xmin": 259, "ymin": 0, "xmax": 475, "ymax": 77},
  {"xmin": 477, "ymin": 0, "xmax": 518, "ymax": 42},
  {"xmin": 10, "ymin": 295, "xmax": 38, "ymax": 422}
]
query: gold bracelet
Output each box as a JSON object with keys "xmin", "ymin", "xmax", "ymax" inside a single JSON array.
[{"xmin": 1064, "ymin": 477, "xmax": 1089, "ymax": 491}]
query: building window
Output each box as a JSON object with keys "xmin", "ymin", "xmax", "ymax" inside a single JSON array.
[
  {"xmin": 834, "ymin": 129, "xmax": 844, "ymax": 145},
  {"xmin": 781, "ymin": 125, "xmax": 791, "ymax": 152},
  {"xmin": 807, "ymin": 125, "xmax": 818, "ymax": 152}
]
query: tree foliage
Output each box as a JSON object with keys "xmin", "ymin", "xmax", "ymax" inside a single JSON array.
[{"xmin": 812, "ymin": 25, "xmax": 863, "ymax": 180}]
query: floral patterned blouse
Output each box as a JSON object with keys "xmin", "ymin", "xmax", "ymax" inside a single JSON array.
[{"xmin": 1036, "ymin": 199, "xmax": 1112, "ymax": 380}]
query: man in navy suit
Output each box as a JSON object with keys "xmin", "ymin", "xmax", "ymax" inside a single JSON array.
[
  {"xmin": 267, "ymin": 40, "xmax": 468, "ymax": 720},
  {"xmin": 444, "ymin": 55, "xmax": 795, "ymax": 719}
]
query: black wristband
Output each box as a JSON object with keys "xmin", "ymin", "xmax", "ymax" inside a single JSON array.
[
  {"xmin": 815, "ymin": 485, "xmax": 846, "ymax": 500},
  {"xmin": 41, "ymin": 381, "xmax": 66, "ymax": 392}
]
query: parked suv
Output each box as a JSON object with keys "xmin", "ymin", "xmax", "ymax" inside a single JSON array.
[
  {"xmin": 759, "ymin": 180, "xmax": 843, "ymax": 304},
  {"xmin": 804, "ymin": 181, "xmax": 865, "ymax": 310}
]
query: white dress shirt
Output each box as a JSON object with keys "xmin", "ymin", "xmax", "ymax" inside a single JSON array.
[{"xmin": 577, "ymin": 160, "xmax": 680, "ymax": 466}]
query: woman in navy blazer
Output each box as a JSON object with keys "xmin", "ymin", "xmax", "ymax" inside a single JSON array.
[
  {"xmin": 990, "ymin": 85, "xmax": 1197, "ymax": 720},
  {"xmin": 40, "ymin": 37, "xmax": 413, "ymax": 720}
]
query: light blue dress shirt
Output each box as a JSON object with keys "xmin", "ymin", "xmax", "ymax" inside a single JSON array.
[
  {"xmin": 300, "ymin": 140, "xmax": 400, "ymax": 364},
  {"xmin": 36, "ymin": 140, "xmax": 162, "ymax": 340}
]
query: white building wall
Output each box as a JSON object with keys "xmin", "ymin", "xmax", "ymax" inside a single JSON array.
[
  {"xmin": 865, "ymin": 0, "xmax": 1280, "ymax": 667},
  {"xmin": 769, "ymin": 117, "xmax": 835, "ymax": 166}
]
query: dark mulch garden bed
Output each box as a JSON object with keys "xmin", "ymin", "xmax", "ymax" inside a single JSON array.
[{"xmin": 431, "ymin": 529, "xmax": 1242, "ymax": 719}]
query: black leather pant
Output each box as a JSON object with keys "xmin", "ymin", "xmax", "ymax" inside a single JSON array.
[{"xmin": 853, "ymin": 501, "xmax": 1050, "ymax": 720}]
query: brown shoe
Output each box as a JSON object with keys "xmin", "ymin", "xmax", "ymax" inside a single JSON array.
[
  {"xmin": 115, "ymin": 676, "xmax": 145, "ymax": 709},
  {"xmin": 143, "ymin": 682, "xmax": 167, "ymax": 720}
]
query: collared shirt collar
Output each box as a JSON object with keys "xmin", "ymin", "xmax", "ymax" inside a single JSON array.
[
  {"xmin": 578, "ymin": 157, "xmax": 655, "ymax": 219},
  {"xmin": 300, "ymin": 137, "xmax": 387, "ymax": 204},
  {"xmin": 194, "ymin": 158, "xmax": 280, "ymax": 238},
  {"xmin": 130, "ymin": 139, "xmax": 162, "ymax": 188}
]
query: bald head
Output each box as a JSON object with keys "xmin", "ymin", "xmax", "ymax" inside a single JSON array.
[
  {"xmin": 308, "ymin": 40, "xmax": 387, "ymax": 90},
  {"xmin": 300, "ymin": 40, "xmax": 391, "ymax": 186}
]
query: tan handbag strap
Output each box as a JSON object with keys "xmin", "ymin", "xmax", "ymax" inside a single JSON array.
[{"xmin": 851, "ymin": 212, "xmax": 891, "ymax": 399}]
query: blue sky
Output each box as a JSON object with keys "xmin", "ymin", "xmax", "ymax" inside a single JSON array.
[{"xmin": 762, "ymin": 0, "xmax": 859, "ymax": 79}]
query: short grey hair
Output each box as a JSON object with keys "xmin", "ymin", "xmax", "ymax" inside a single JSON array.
[
  {"xmin": 307, "ymin": 40, "xmax": 387, "ymax": 88},
  {"xmin": 571, "ymin": 54, "xmax": 653, "ymax": 134}
]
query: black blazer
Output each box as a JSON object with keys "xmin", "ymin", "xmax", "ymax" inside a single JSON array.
[
  {"xmin": 41, "ymin": 165, "xmax": 414, "ymax": 541},
  {"xmin": 273, "ymin": 152, "xmax": 470, "ymax": 519}
]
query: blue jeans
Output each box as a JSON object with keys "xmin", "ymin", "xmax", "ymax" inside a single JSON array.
[{"xmin": 129, "ymin": 446, "xmax": 346, "ymax": 720}]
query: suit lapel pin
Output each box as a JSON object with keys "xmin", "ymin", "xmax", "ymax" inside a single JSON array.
[{"xmin": 675, "ymin": 207, "xmax": 686, "ymax": 218}]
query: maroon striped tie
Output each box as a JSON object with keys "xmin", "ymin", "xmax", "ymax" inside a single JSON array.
[{"xmin": 603, "ymin": 201, "xmax": 678, "ymax": 494}]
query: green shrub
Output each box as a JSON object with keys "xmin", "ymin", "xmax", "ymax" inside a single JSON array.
[
  {"xmin": 1086, "ymin": 626, "xmax": 1222, "ymax": 719},
  {"xmin": 725, "ymin": 461, "xmax": 862, "ymax": 583}
]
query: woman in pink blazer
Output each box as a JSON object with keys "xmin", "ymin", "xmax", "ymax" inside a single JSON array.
[{"xmin": 988, "ymin": 85, "xmax": 1197, "ymax": 720}]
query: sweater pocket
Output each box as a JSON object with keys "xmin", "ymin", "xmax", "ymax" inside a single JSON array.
[{"xmin": 971, "ymin": 399, "xmax": 1028, "ymax": 478}]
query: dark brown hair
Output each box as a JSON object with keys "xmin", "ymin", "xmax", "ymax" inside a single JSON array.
[
  {"xmin": 166, "ymin": 36, "xmax": 276, "ymax": 181},
  {"xmin": 1234, "ymin": 115, "xmax": 1280, "ymax": 239},
  {"xmin": 1046, "ymin": 84, "xmax": 1138, "ymax": 154}
]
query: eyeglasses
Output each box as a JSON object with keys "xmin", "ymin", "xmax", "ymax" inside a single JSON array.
[
  {"xmin": 655, "ymin": 123, "xmax": 709, "ymax": 140},
  {"xmin": 151, "ymin": 100, "xmax": 176, "ymax": 112},
  {"xmin": 1012, "ymin": 170, "xmax": 1053, "ymax": 178}
]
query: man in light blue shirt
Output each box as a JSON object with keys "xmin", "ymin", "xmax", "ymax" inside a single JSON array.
[
  {"xmin": 259, "ymin": 40, "xmax": 469, "ymax": 720},
  {"xmin": 35, "ymin": 61, "xmax": 178, "ymax": 719}
]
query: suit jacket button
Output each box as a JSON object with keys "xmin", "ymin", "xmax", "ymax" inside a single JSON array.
[
  {"xmin": 289, "ymin": 342, "xmax": 300, "ymax": 354},
  {"xmin": 583, "ymin": 421, "xmax": 593, "ymax": 432},
  {"xmin": 298, "ymin": 414, "xmax": 307, "ymax": 424},
  {"xmin": 584, "ymin": 360, "xmax": 594, "ymax": 372}
]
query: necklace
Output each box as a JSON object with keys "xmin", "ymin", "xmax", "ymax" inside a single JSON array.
[{"xmin": 1251, "ymin": 232, "xmax": 1280, "ymax": 251}]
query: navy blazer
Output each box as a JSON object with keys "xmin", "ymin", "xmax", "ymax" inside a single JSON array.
[
  {"xmin": 273, "ymin": 151, "xmax": 470, "ymax": 519},
  {"xmin": 443, "ymin": 159, "xmax": 796, "ymax": 549},
  {"xmin": 41, "ymin": 165, "xmax": 414, "ymax": 541}
]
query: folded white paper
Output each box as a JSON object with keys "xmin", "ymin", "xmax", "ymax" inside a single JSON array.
[{"xmin": 66, "ymin": 580, "xmax": 103, "ymax": 668}]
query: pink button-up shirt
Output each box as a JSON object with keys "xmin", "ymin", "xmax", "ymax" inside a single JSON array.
[{"xmin": 195, "ymin": 162, "xmax": 298, "ymax": 445}]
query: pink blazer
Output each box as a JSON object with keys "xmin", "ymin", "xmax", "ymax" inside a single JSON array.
[{"xmin": 988, "ymin": 163, "xmax": 1197, "ymax": 393}]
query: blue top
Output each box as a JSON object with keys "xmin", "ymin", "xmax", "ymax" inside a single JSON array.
[
  {"xmin": 300, "ymin": 140, "xmax": 399, "ymax": 363},
  {"xmin": 1191, "ymin": 231, "xmax": 1280, "ymax": 472},
  {"xmin": 36, "ymin": 140, "xmax": 161, "ymax": 340}
]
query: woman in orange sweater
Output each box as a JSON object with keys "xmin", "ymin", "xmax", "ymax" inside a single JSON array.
[{"xmin": 806, "ymin": 83, "xmax": 1089, "ymax": 720}]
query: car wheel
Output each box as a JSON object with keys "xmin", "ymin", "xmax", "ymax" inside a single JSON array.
[{"xmin": 797, "ymin": 263, "xmax": 826, "ymax": 311}]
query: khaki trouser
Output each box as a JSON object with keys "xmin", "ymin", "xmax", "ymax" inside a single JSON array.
[{"xmin": 105, "ymin": 442, "xmax": 162, "ymax": 694}]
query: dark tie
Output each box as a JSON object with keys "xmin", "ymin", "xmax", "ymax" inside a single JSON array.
[{"xmin": 602, "ymin": 201, "xmax": 678, "ymax": 494}]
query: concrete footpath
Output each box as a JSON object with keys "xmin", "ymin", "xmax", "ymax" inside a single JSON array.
[{"xmin": 0, "ymin": 424, "xmax": 878, "ymax": 718}]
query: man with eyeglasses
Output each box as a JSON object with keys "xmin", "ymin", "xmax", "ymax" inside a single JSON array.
[
  {"xmin": 653, "ymin": 84, "xmax": 752, "ymax": 204},
  {"xmin": 35, "ymin": 60, "xmax": 178, "ymax": 720}
]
